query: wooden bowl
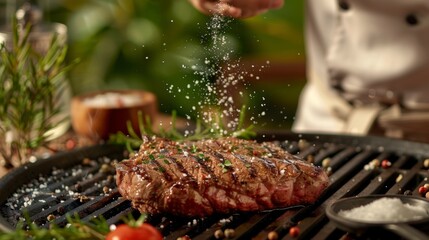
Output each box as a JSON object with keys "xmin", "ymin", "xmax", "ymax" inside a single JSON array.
[{"xmin": 71, "ymin": 90, "xmax": 158, "ymax": 140}]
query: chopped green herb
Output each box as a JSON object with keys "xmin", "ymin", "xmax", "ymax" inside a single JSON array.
[
  {"xmin": 224, "ymin": 160, "xmax": 232, "ymax": 167},
  {"xmin": 149, "ymin": 154, "xmax": 155, "ymax": 161},
  {"xmin": 231, "ymin": 146, "xmax": 239, "ymax": 152},
  {"xmin": 219, "ymin": 160, "xmax": 233, "ymax": 173},
  {"xmin": 197, "ymin": 153, "xmax": 209, "ymax": 161},
  {"xmin": 142, "ymin": 160, "xmax": 150, "ymax": 164},
  {"xmin": 191, "ymin": 144, "xmax": 198, "ymax": 153},
  {"xmin": 163, "ymin": 159, "xmax": 170, "ymax": 164}
]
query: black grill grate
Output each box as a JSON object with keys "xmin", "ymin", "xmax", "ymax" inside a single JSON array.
[{"xmin": 1, "ymin": 133, "xmax": 429, "ymax": 239}]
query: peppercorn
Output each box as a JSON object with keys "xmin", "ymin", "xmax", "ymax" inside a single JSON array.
[
  {"xmin": 322, "ymin": 158, "xmax": 331, "ymax": 168},
  {"xmin": 65, "ymin": 139, "xmax": 76, "ymax": 150},
  {"xmin": 289, "ymin": 226, "xmax": 300, "ymax": 238},
  {"xmin": 424, "ymin": 159, "xmax": 429, "ymax": 168},
  {"xmin": 57, "ymin": 206, "xmax": 65, "ymax": 214},
  {"xmin": 381, "ymin": 159, "xmax": 391, "ymax": 169},
  {"xmin": 224, "ymin": 229, "xmax": 235, "ymax": 239},
  {"xmin": 371, "ymin": 159, "xmax": 381, "ymax": 168},
  {"xmin": 298, "ymin": 139, "xmax": 309, "ymax": 150},
  {"xmin": 74, "ymin": 183, "xmax": 82, "ymax": 192},
  {"xmin": 214, "ymin": 229, "xmax": 224, "ymax": 239},
  {"xmin": 418, "ymin": 186, "xmax": 428, "ymax": 196},
  {"xmin": 306, "ymin": 155, "xmax": 314, "ymax": 163},
  {"xmin": 47, "ymin": 214, "xmax": 56, "ymax": 221},
  {"xmin": 268, "ymin": 231, "xmax": 279, "ymax": 240},
  {"xmin": 100, "ymin": 163, "xmax": 111, "ymax": 173}
]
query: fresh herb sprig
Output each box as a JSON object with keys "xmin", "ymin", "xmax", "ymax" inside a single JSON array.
[
  {"xmin": 0, "ymin": 212, "xmax": 149, "ymax": 240},
  {"xmin": 108, "ymin": 105, "xmax": 256, "ymax": 153},
  {"xmin": 0, "ymin": 213, "xmax": 109, "ymax": 240},
  {"xmin": 0, "ymin": 19, "xmax": 78, "ymax": 168}
]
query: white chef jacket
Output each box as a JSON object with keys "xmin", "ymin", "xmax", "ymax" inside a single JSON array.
[{"xmin": 292, "ymin": 0, "xmax": 429, "ymax": 141}]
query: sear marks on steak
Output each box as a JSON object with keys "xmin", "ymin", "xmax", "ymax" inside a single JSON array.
[{"xmin": 115, "ymin": 136, "xmax": 329, "ymax": 217}]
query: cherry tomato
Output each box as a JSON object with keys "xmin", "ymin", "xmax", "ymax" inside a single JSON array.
[{"xmin": 106, "ymin": 223, "xmax": 163, "ymax": 240}]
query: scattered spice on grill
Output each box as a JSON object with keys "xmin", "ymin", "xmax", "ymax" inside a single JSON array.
[
  {"xmin": 4, "ymin": 156, "xmax": 114, "ymax": 216},
  {"xmin": 74, "ymin": 183, "xmax": 83, "ymax": 192},
  {"xmin": 78, "ymin": 194, "xmax": 90, "ymax": 203},
  {"xmin": 57, "ymin": 206, "xmax": 66, "ymax": 214},
  {"xmin": 214, "ymin": 229, "xmax": 224, "ymax": 239},
  {"xmin": 424, "ymin": 159, "xmax": 429, "ymax": 168},
  {"xmin": 381, "ymin": 159, "xmax": 391, "ymax": 169},
  {"xmin": 224, "ymin": 228, "xmax": 235, "ymax": 238},
  {"xmin": 306, "ymin": 154, "xmax": 314, "ymax": 163},
  {"xmin": 103, "ymin": 186, "xmax": 110, "ymax": 194},
  {"xmin": 395, "ymin": 174, "xmax": 403, "ymax": 183},
  {"xmin": 418, "ymin": 186, "xmax": 428, "ymax": 196},
  {"xmin": 100, "ymin": 163, "xmax": 112, "ymax": 173},
  {"xmin": 298, "ymin": 139, "xmax": 309, "ymax": 150},
  {"xmin": 338, "ymin": 197, "xmax": 429, "ymax": 222},
  {"xmin": 267, "ymin": 231, "xmax": 279, "ymax": 240},
  {"xmin": 47, "ymin": 214, "xmax": 56, "ymax": 221},
  {"xmin": 326, "ymin": 167, "xmax": 333, "ymax": 176},
  {"xmin": 66, "ymin": 139, "xmax": 77, "ymax": 150},
  {"xmin": 322, "ymin": 158, "xmax": 331, "ymax": 169},
  {"xmin": 364, "ymin": 159, "xmax": 380, "ymax": 170}
]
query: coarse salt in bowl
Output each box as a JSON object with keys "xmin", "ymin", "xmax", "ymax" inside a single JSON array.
[
  {"xmin": 338, "ymin": 197, "xmax": 429, "ymax": 223},
  {"xmin": 71, "ymin": 90, "xmax": 158, "ymax": 140}
]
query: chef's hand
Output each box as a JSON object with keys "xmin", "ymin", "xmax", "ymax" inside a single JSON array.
[{"xmin": 188, "ymin": 0, "xmax": 284, "ymax": 18}]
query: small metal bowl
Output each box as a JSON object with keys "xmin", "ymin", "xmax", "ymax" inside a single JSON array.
[{"xmin": 326, "ymin": 195, "xmax": 429, "ymax": 240}]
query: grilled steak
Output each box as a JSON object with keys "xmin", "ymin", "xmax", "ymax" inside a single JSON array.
[{"xmin": 116, "ymin": 136, "xmax": 329, "ymax": 217}]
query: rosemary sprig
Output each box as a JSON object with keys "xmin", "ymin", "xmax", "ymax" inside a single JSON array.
[
  {"xmin": 0, "ymin": 19, "xmax": 78, "ymax": 168},
  {"xmin": 0, "ymin": 213, "xmax": 109, "ymax": 240},
  {"xmin": 0, "ymin": 212, "xmax": 150, "ymax": 240},
  {"xmin": 108, "ymin": 105, "xmax": 256, "ymax": 151}
]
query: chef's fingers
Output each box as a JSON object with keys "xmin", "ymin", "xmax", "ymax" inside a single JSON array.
[
  {"xmin": 209, "ymin": 2, "xmax": 242, "ymax": 18},
  {"xmin": 189, "ymin": 0, "xmax": 284, "ymax": 19},
  {"xmin": 220, "ymin": 0, "xmax": 284, "ymax": 10},
  {"xmin": 189, "ymin": 0, "xmax": 242, "ymax": 18},
  {"xmin": 219, "ymin": 0, "xmax": 284, "ymax": 18}
]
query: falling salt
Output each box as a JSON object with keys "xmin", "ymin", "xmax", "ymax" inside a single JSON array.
[{"xmin": 339, "ymin": 197, "xmax": 429, "ymax": 222}]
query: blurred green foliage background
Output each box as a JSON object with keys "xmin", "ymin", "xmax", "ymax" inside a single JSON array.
[{"xmin": 1, "ymin": 0, "xmax": 306, "ymax": 130}]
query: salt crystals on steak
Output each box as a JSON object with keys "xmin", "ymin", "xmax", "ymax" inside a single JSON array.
[{"xmin": 115, "ymin": 136, "xmax": 329, "ymax": 217}]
